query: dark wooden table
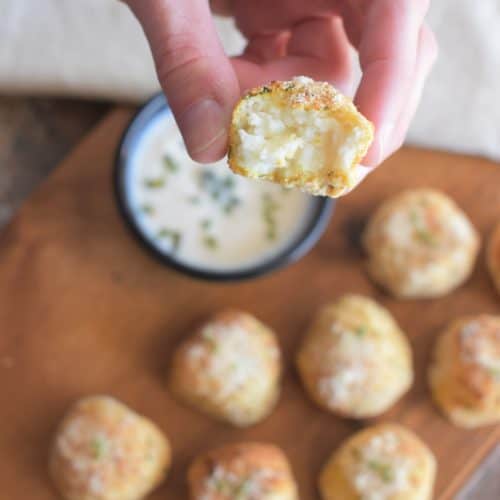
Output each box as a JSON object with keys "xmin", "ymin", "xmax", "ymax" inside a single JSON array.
[{"xmin": 0, "ymin": 96, "xmax": 498, "ymax": 499}]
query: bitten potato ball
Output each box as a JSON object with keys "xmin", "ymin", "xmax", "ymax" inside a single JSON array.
[
  {"xmin": 297, "ymin": 294, "xmax": 413, "ymax": 418},
  {"xmin": 429, "ymin": 315, "xmax": 500, "ymax": 428},
  {"xmin": 319, "ymin": 423, "xmax": 436, "ymax": 500},
  {"xmin": 188, "ymin": 442, "xmax": 298, "ymax": 500},
  {"xmin": 228, "ymin": 76, "xmax": 374, "ymax": 198},
  {"xmin": 167, "ymin": 310, "xmax": 281, "ymax": 427},
  {"xmin": 49, "ymin": 395, "xmax": 170, "ymax": 500},
  {"xmin": 487, "ymin": 221, "xmax": 500, "ymax": 296},
  {"xmin": 363, "ymin": 189, "xmax": 480, "ymax": 298}
]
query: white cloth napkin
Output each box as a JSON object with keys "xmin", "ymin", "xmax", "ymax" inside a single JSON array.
[{"xmin": 1, "ymin": 0, "xmax": 499, "ymax": 162}]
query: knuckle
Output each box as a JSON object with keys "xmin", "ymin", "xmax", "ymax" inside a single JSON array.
[{"xmin": 155, "ymin": 33, "xmax": 208, "ymax": 86}]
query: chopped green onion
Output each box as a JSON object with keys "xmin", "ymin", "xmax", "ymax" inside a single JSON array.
[
  {"xmin": 355, "ymin": 326, "xmax": 367, "ymax": 337},
  {"xmin": 367, "ymin": 460, "xmax": 393, "ymax": 483},
  {"xmin": 144, "ymin": 177, "xmax": 165, "ymax": 189},
  {"xmin": 90, "ymin": 437, "xmax": 106, "ymax": 460},
  {"xmin": 162, "ymin": 154, "xmax": 179, "ymax": 172},
  {"xmin": 200, "ymin": 219, "xmax": 212, "ymax": 230},
  {"xmin": 140, "ymin": 203, "xmax": 154, "ymax": 215},
  {"xmin": 235, "ymin": 478, "xmax": 252, "ymax": 499},
  {"xmin": 202, "ymin": 329, "xmax": 218, "ymax": 352},
  {"xmin": 200, "ymin": 169, "xmax": 239, "ymax": 212},
  {"xmin": 214, "ymin": 479, "xmax": 231, "ymax": 493},
  {"xmin": 410, "ymin": 209, "xmax": 436, "ymax": 246},
  {"xmin": 203, "ymin": 235, "xmax": 218, "ymax": 250},
  {"xmin": 416, "ymin": 230, "xmax": 436, "ymax": 246},
  {"xmin": 262, "ymin": 193, "xmax": 280, "ymax": 241},
  {"xmin": 223, "ymin": 197, "xmax": 241, "ymax": 214},
  {"xmin": 157, "ymin": 228, "xmax": 182, "ymax": 251}
]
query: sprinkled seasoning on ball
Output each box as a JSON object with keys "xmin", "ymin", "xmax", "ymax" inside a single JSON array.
[
  {"xmin": 49, "ymin": 395, "xmax": 170, "ymax": 500},
  {"xmin": 167, "ymin": 310, "xmax": 282, "ymax": 427}
]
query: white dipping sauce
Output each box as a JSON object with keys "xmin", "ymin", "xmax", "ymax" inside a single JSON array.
[{"xmin": 128, "ymin": 109, "xmax": 315, "ymax": 272}]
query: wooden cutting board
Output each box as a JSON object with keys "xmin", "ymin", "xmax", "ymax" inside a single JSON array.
[{"xmin": 0, "ymin": 108, "xmax": 499, "ymax": 499}]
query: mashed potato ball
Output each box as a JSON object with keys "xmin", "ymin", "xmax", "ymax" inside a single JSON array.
[
  {"xmin": 168, "ymin": 309, "xmax": 281, "ymax": 427},
  {"xmin": 49, "ymin": 395, "xmax": 170, "ymax": 500}
]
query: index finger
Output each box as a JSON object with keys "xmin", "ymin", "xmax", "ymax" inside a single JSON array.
[{"xmin": 354, "ymin": 0, "xmax": 430, "ymax": 166}]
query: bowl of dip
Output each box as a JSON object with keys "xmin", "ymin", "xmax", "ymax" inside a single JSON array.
[{"xmin": 114, "ymin": 93, "xmax": 334, "ymax": 281}]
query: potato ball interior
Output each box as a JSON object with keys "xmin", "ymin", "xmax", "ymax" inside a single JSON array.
[{"xmin": 229, "ymin": 76, "xmax": 374, "ymax": 198}]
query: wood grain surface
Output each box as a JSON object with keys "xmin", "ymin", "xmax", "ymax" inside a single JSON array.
[
  {"xmin": 0, "ymin": 108, "xmax": 499, "ymax": 499},
  {"xmin": 0, "ymin": 96, "xmax": 108, "ymax": 228}
]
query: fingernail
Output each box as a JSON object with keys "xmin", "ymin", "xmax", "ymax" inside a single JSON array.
[{"xmin": 177, "ymin": 99, "xmax": 228, "ymax": 162}]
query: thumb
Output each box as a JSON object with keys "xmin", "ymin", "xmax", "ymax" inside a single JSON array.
[{"xmin": 126, "ymin": 0, "xmax": 240, "ymax": 162}]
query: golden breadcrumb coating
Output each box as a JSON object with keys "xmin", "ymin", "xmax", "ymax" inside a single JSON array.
[
  {"xmin": 296, "ymin": 294, "xmax": 413, "ymax": 419},
  {"xmin": 188, "ymin": 442, "xmax": 298, "ymax": 500},
  {"xmin": 429, "ymin": 315, "xmax": 500, "ymax": 428},
  {"xmin": 228, "ymin": 76, "xmax": 374, "ymax": 198},
  {"xmin": 49, "ymin": 395, "xmax": 170, "ymax": 500},
  {"xmin": 363, "ymin": 188, "xmax": 480, "ymax": 298},
  {"xmin": 167, "ymin": 309, "xmax": 282, "ymax": 427},
  {"xmin": 319, "ymin": 423, "xmax": 436, "ymax": 500}
]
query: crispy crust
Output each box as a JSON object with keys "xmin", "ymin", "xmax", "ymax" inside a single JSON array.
[
  {"xmin": 319, "ymin": 423, "xmax": 436, "ymax": 500},
  {"xmin": 296, "ymin": 295, "xmax": 413, "ymax": 419},
  {"xmin": 428, "ymin": 315, "xmax": 500, "ymax": 428},
  {"xmin": 487, "ymin": 222, "xmax": 500, "ymax": 296},
  {"xmin": 188, "ymin": 442, "xmax": 298, "ymax": 500},
  {"xmin": 49, "ymin": 396, "xmax": 170, "ymax": 500},
  {"xmin": 362, "ymin": 189, "xmax": 480, "ymax": 298},
  {"xmin": 167, "ymin": 309, "xmax": 282, "ymax": 427},
  {"xmin": 228, "ymin": 77, "xmax": 374, "ymax": 198}
]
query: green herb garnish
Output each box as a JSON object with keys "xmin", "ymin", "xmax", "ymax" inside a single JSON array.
[
  {"xmin": 223, "ymin": 196, "xmax": 241, "ymax": 214},
  {"xmin": 140, "ymin": 203, "xmax": 155, "ymax": 215},
  {"xmin": 355, "ymin": 326, "xmax": 367, "ymax": 337},
  {"xmin": 144, "ymin": 177, "xmax": 165, "ymax": 189},
  {"xmin": 416, "ymin": 229, "xmax": 436, "ymax": 246},
  {"xmin": 214, "ymin": 479, "xmax": 231, "ymax": 493},
  {"xmin": 367, "ymin": 460, "xmax": 393, "ymax": 483},
  {"xmin": 235, "ymin": 478, "xmax": 252, "ymax": 499},
  {"xmin": 203, "ymin": 329, "xmax": 218, "ymax": 352},
  {"xmin": 410, "ymin": 210, "xmax": 436, "ymax": 246},
  {"xmin": 262, "ymin": 193, "xmax": 280, "ymax": 241},
  {"xmin": 203, "ymin": 235, "xmax": 218, "ymax": 250},
  {"xmin": 200, "ymin": 219, "xmax": 219, "ymax": 249},
  {"xmin": 199, "ymin": 169, "xmax": 239, "ymax": 214},
  {"xmin": 200, "ymin": 219, "xmax": 212, "ymax": 230},
  {"xmin": 157, "ymin": 228, "xmax": 182, "ymax": 251},
  {"xmin": 410, "ymin": 210, "xmax": 419, "ymax": 225},
  {"xmin": 90, "ymin": 437, "xmax": 106, "ymax": 460},
  {"xmin": 162, "ymin": 154, "xmax": 179, "ymax": 172}
]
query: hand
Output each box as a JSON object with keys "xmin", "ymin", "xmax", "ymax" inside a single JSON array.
[{"xmin": 125, "ymin": 0, "xmax": 437, "ymax": 167}]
